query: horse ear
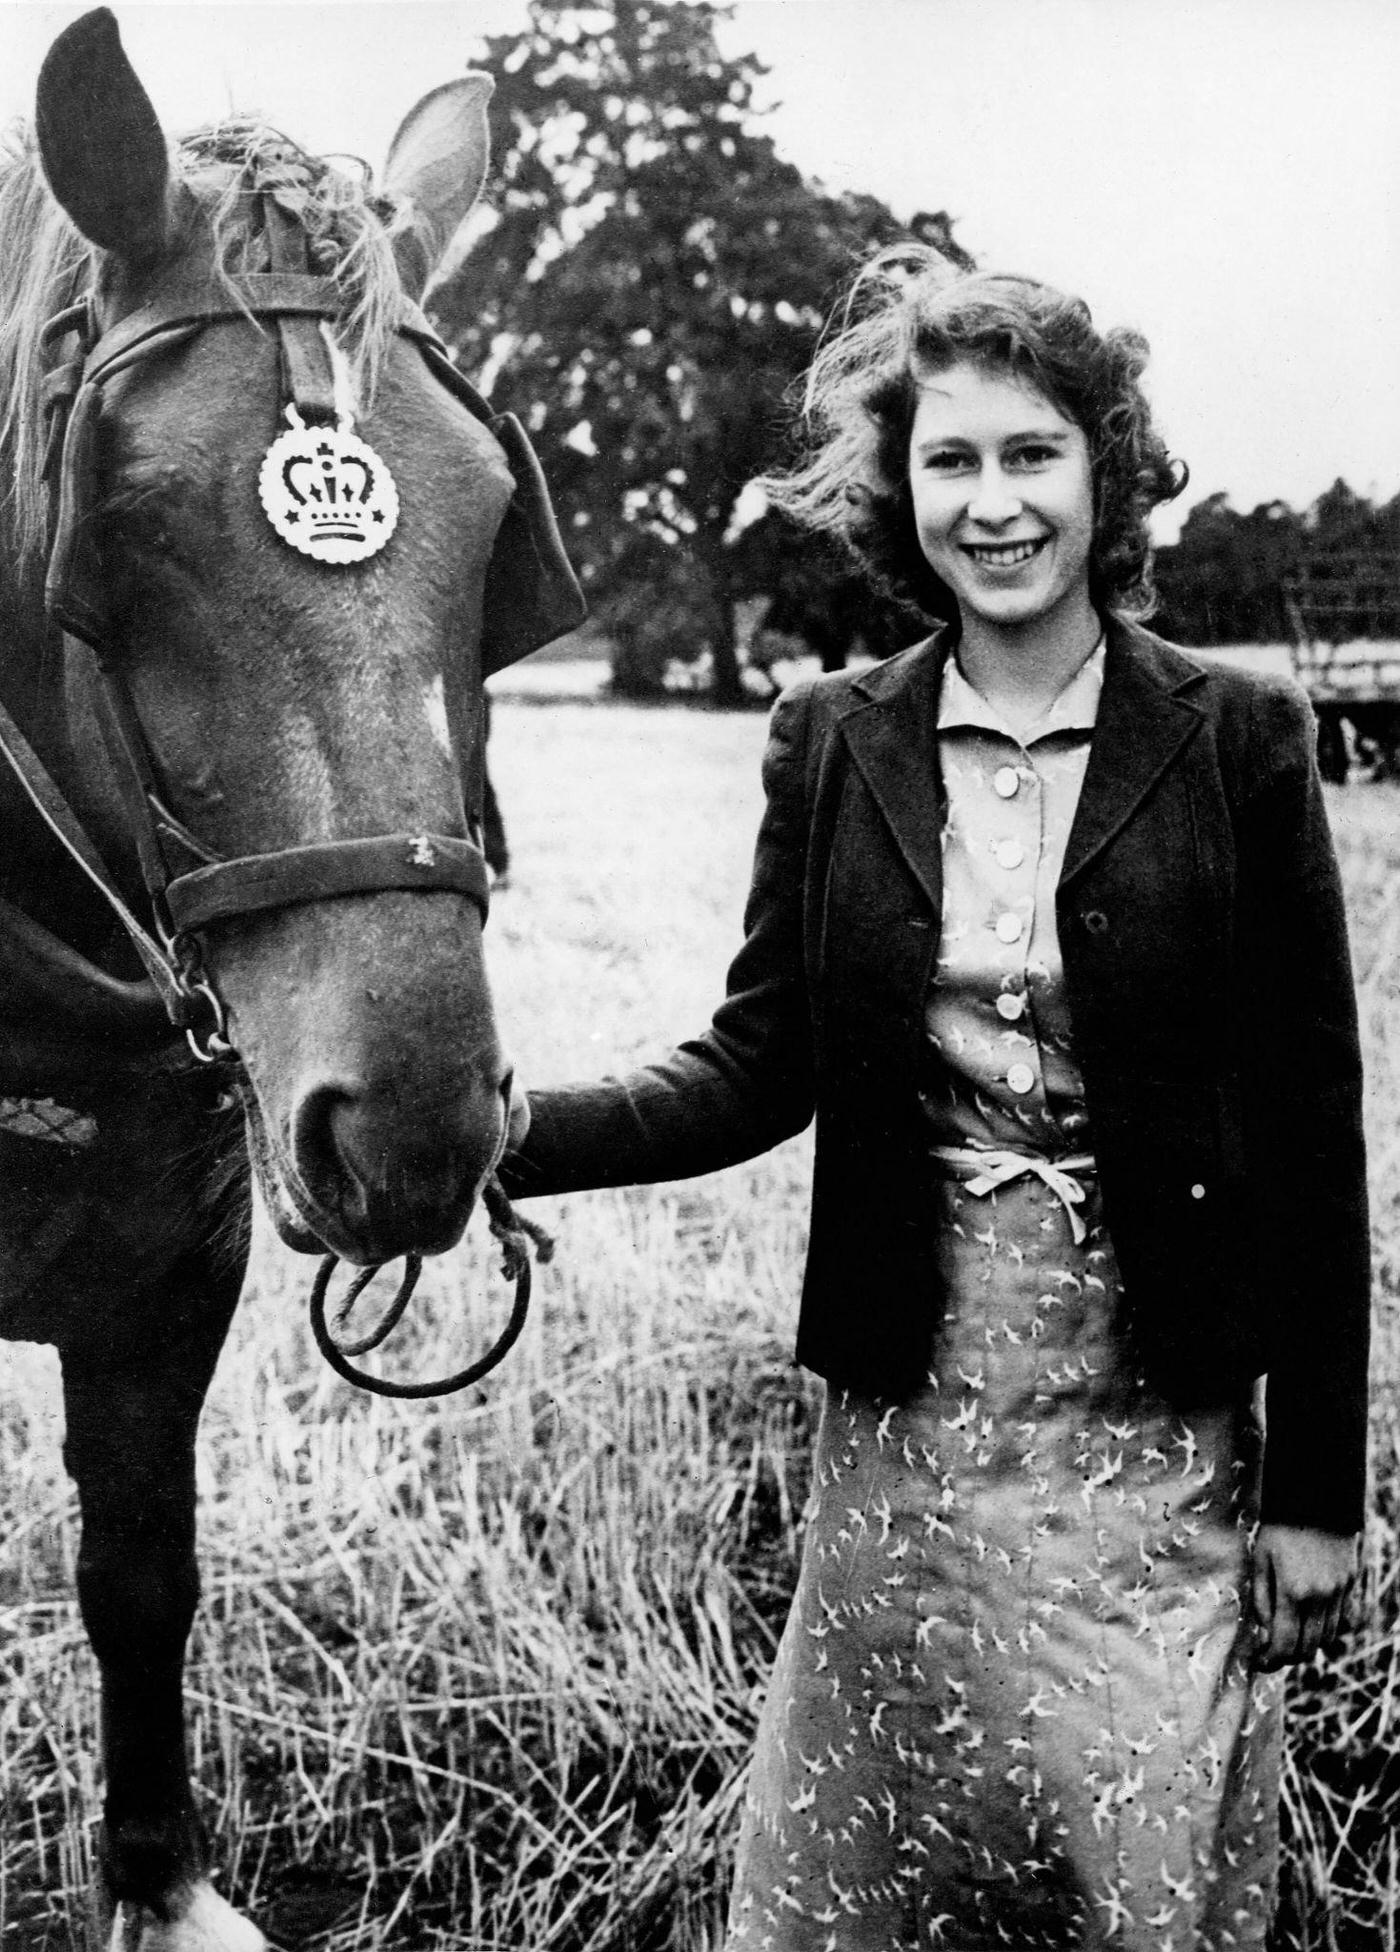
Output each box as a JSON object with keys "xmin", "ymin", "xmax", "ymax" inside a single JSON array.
[
  {"xmin": 382, "ymin": 75, "xmax": 493, "ymax": 301},
  {"xmin": 35, "ymin": 8, "xmax": 174, "ymax": 261}
]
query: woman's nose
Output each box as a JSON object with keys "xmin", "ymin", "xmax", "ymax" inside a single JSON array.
[{"xmin": 967, "ymin": 468, "xmax": 1023, "ymax": 525}]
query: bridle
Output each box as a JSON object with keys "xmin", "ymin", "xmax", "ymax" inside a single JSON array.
[
  {"xmin": 0, "ymin": 207, "xmax": 576, "ymax": 1392},
  {"xmin": 28, "ymin": 247, "xmax": 510, "ymax": 1062}
]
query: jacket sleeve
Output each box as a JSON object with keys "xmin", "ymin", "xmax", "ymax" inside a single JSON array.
[
  {"xmin": 497, "ymin": 681, "xmax": 818, "ymax": 1198},
  {"xmin": 1236, "ymin": 679, "xmax": 1371, "ymax": 1533}
]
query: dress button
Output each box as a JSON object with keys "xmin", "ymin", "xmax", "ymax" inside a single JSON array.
[
  {"xmin": 995, "ymin": 991, "xmax": 1026, "ymax": 1021},
  {"xmin": 994, "ymin": 912, "xmax": 1024, "ymax": 944},
  {"xmin": 1006, "ymin": 1062, "xmax": 1036, "ymax": 1095},
  {"xmin": 1083, "ymin": 910, "xmax": 1109, "ymax": 936},
  {"xmin": 1190, "ymin": 1183, "xmax": 1206, "ymax": 1200},
  {"xmin": 993, "ymin": 765, "xmax": 1020, "ymax": 799},
  {"xmin": 994, "ymin": 837, "xmax": 1025, "ymax": 870}
]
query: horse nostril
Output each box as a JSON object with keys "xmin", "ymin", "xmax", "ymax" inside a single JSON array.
[{"xmin": 293, "ymin": 1081, "xmax": 365, "ymax": 1209}]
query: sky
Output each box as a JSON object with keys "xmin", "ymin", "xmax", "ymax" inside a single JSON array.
[{"xmin": 0, "ymin": 0, "xmax": 1394, "ymax": 539}]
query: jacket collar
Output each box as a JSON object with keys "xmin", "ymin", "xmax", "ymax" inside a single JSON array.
[
  {"xmin": 839, "ymin": 616, "xmax": 1208, "ymax": 909},
  {"xmin": 1061, "ymin": 617, "xmax": 1207, "ymax": 885},
  {"xmin": 839, "ymin": 632, "xmax": 948, "ymax": 912}
]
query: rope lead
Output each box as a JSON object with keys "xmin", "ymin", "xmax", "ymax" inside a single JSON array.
[{"xmin": 309, "ymin": 1174, "xmax": 553, "ymax": 1399}]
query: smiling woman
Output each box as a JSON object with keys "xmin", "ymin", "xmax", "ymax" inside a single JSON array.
[{"xmin": 501, "ymin": 242, "xmax": 1371, "ymax": 1951}]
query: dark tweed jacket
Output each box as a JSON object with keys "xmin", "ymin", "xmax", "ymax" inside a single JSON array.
[{"xmin": 503, "ymin": 619, "xmax": 1371, "ymax": 1534}]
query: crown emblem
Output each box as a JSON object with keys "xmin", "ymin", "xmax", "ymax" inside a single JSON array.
[{"xmin": 258, "ymin": 419, "xmax": 400, "ymax": 565}]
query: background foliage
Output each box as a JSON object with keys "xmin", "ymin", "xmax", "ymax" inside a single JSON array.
[
  {"xmin": 431, "ymin": 0, "xmax": 960, "ymax": 699},
  {"xmin": 1153, "ymin": 484, "xmax": 1400, "ymax": 649},
  {"xmin": 428, "ymin": 0, "xmax": 1396, "ymax": 700}
]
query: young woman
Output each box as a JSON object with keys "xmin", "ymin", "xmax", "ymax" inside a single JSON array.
[{"xmin": 501, "ymin": 250, "xmax": 1370, "ymax": 1950}]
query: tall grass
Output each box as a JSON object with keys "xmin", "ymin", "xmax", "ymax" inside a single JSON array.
[
  {"xmin": 0, "ymin": 703, "xmax": 1395, "ymax": 1950},
  {"xmin": 1277, "ymin": 786, "xmax": 1400, "ymax": 1952}
]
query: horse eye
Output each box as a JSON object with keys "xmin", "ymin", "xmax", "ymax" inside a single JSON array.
[{"xmin": 104, "ymin": 495, "xmax": 174, "ymax": 556}]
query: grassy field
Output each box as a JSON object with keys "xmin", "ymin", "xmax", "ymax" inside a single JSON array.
[{"xmin": 1, "ymin": 699, "xmax": 1397, "ymax": 1950}]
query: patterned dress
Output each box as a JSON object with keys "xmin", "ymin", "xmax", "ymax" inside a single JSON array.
[{"xmin": 725, "ymin": 648, "xmax": 1283, "ymax": 1952}]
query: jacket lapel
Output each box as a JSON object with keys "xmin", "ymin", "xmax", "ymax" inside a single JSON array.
[
  {"xmin": 1059, "ymin": 619, "xmax": 1208, "ymax": 888},
  {"xmin": 835, "ymin": 620, "xmax": 1209, "ymax": 913},
  {"xmin": 838, "ymin": 635, "xmax": 948, "ymax": 916}
]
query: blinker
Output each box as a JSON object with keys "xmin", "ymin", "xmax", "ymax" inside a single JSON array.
[
  {"xmin": 413, "ymin": 339, "xmax": 586, "ymax": 676},
  {"xmin": 479, "ymin": 411, "xmax": 586, "ymax": 677},
  {"xmin": 44, "ymin": 375, "xmax": 106, "ymax": 648},
  {"xmin": 44, "ymin": 317, "xmax": 206, "ymax": 655}
]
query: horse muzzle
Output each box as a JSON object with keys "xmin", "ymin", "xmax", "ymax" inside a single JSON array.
[
  {"xmin": 214, "ymin": 887, "xmax": 511, "ymax": 1264},
  {"xmin": 288, "ymin": 1065, "xmax": 511, "ymax": 1262},
  {"xmin": 240, "ymin": 1059, "xmax": 509, "ymax": 1263}
]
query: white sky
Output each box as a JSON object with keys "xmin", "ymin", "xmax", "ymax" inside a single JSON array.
[{"xmin": 0, "ymin": 0, "xmax": 1394, "ymax": 538}]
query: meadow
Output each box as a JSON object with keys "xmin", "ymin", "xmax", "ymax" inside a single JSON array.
[{"xmin": 0, "ymin": 696, "xmax": 1396, "ymax": 1950}]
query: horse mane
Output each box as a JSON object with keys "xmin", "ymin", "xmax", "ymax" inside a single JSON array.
[{"xmin": 0, "ymin": 118, "xmax": 420, "ymax": 584}]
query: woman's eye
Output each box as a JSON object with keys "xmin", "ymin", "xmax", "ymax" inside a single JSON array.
[
  {"xmin": 922, "ymin": 450, "xmax": 970, "ymax": 473},
  {"xmin": 1009, "ymin": 445, "xmax": 1058, "ymax": 469}
]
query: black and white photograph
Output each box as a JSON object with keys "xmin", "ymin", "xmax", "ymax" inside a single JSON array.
[{"xmin": 0, "ymin": 2, "xmax": 1394, "ymax": 1947}]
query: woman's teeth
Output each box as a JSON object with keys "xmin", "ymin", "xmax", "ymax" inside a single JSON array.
[{"xmin": 963, "ymin": 539, "xmax": 1044, "ymax": 566}]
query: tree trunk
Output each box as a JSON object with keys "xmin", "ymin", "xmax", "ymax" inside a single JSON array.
[
  {"xmin": 710, "ymin": 597, "xmax": 744, "ymax": 707},
  {"xmin": 701, "ymin": 541, "xmax": 745, "ymax": 707}
]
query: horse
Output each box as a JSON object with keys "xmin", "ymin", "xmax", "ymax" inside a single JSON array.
[{"xmin": 0, "ymin": 10, "xmax": 581, "ymax": 1948}]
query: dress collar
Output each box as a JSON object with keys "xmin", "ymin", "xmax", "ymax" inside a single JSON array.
[{"xmin": 937, "ymin": 639, "xmax": 1107, "ymax": 744}]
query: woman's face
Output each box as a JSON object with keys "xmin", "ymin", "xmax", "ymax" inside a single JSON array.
[{"xmin": 908, "ymin": 361, "xmax": 1095, "ymax": 634}]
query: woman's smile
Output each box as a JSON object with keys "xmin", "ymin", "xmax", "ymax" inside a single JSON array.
[{"xmin": 960, "ymin": 536, "xmax": 1049, "ymax": 569}]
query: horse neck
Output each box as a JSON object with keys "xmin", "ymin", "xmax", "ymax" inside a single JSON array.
[{"xmin": 0, "ymin": 604, "xmax": 144, "ymax": 955}]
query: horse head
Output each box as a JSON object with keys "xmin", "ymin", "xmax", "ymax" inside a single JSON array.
[{"xmin": 25, "ymin": 9, "xmax": 581, "ymax": 1266}]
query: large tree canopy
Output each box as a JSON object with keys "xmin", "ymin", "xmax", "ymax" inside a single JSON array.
[{"xmin": 434, "ymin": 0, "xmax": 960, "ymax": 698}]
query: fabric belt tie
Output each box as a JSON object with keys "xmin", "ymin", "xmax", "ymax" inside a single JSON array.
[{"xmin": 932, "ymin": 1145, "xmax": 1097, "ymax": 1245}]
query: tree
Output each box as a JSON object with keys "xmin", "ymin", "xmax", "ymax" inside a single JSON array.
[
  {"xmin": 1152, "ymin": 493, "xmax": 1305, "ymax": 645},
  {"xmin": 1290, "ymin": 482, "xmax": 1400, "ymax": 643},
  {"xmin": 729, "ymin": 512, "xmax": 913, "ymax": 675},
  {"xmin": 434, "ymin": 0, "xmax": 938, "ymax": 700},
  {"xmin": 1152, "ymin": 482, "xmax": 1400, "ymax": 648}
]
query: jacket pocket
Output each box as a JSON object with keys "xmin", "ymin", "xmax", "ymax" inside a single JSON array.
[{"xmin": 1088, "ymin": 1081, "xmax": 1260, "ymax": 1396}]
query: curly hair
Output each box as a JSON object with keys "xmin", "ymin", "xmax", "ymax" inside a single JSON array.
[{"xmin": 760, "ymin": 245, "xmax": 1188, "ymax": 624}]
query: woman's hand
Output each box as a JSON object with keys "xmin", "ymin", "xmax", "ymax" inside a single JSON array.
[
  {"xmin": 1251, "ymin": 1524, "xmax": 1359, "ymax": 1670},
  {"xmin": 505, "ymin": 1074, "xmax": 531, "ymax": 1153}
]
